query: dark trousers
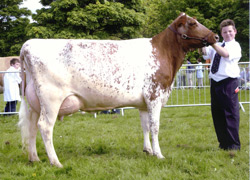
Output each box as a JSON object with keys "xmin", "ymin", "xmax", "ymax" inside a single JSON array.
[
  {"xmin": 210, "ymin": 78, "xmax": 240, "ymax": 150},
  {"xmin": 4, "ymin": 101, "xmax": 18, "ymax": 113}
]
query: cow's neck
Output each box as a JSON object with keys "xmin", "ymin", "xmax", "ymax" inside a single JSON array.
[{"xmin": 150, "ymin": 28, "xmax": 186, "ymax": 90}]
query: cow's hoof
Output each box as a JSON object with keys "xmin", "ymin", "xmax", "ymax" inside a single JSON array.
[
  {"xmin": 29, "ymin": 154, "xmax": 40, "ymax": 162},
  {"xmin": 51, "ymin": 161, "xmax": 63, "ymax": 168},
  {"xmin": 57, "ymin": 163, "xmax": 63, "ymax": 168},
  {"xmin": 143, "ymin": 148, "xmax": 153, "ymax": 155},
  {"xmin": 153, "ymin": 153, "xmax": 165, "ymax": 159},
  {"xmin": 158, "ymin": 155, "xmax": 165, "ymax": 159},
  {"xmin": 30, "ymin": 157, "xmax": 40, "ymax": 162}
]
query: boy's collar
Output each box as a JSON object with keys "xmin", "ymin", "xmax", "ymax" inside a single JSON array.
[{"xmin": 223, "ymin": 39, "xmax": 235, "ymax": 44}]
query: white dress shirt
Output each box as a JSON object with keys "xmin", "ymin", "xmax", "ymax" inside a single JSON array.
[
  {"xmin": 203, "ymin": 39, "xmax": 241, "ymax": 82},
  {"xmin": 3, "ymin": 66, "xmax": 22, "ymax": 101}
]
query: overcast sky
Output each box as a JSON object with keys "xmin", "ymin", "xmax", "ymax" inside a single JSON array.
[{"xmin": 19, "ymin": 0, "xmax": 43, "ymax": 14}]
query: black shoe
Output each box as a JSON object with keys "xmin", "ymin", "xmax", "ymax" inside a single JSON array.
[
  {"xmin": 219, "ymin": 144, "xmax": 240, "ymax": 151},
  {"xmin": 227, "ymin": 145, "xmax": 241, "ymax": 151}
]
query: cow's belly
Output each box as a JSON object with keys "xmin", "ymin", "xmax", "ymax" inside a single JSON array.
[
  {"xmin": 26, "ymin": 75, "xmax": 146, "ymax": 116},
  {"xmin": 78, "ymin": 89, "xmax": 145, "ymax": 111},
  {"xmin": 67, "ymin": 72, "xmax": 146, "ymax": 111},
  {"xmin": 60, "ymin": 88, "xmax": 146, "ymax": 113}
]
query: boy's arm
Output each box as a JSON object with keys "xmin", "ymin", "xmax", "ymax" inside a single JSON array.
[{"xmin": 211, "ymin": 43, "xmax": 229, "ymax": 58}]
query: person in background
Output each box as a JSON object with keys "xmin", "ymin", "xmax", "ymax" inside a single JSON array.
[
  {"xmin": 186, "ymin": 60, "xmax": 194, "ymax": 88},
  {"xmin": 100, "ymin": 109, "xmax": 120, "ymax": 114},
  {"xmin": 202, "ymin": 19, "xmax": 241, "ymax": 150},
  {"xmin": 196, "ymin": 58, "xmax": 204, "ymax": 88},
  {"xmin": 3, "ymin": 58, "xmax": 22, "ymax": 114},
  {"xmin": 239, "ymin": 66, "xmax": 250, "ymax": 89},
  {"xmin": 176, "ymin": 66, "xmax": 186, "ymax": 89}
]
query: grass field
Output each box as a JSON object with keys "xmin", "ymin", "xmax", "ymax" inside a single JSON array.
[{"xmin": 0, "ymin": 103, "xmax": 249, "ymax": 179}]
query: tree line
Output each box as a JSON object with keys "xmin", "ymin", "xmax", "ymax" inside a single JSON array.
[{"xmin": 0, "ymin": 0, "xmax": 249, "ymax": 61}]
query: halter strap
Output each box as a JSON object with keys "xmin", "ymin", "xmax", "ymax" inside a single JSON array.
[{"xmin": 168, "ymin": 25, "xmax": 211, "ymax": 46}]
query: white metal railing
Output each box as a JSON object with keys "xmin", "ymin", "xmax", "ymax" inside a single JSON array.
[
  {"xmin": 120, "ymin": 62, "xmax": 249, "ymax": 115},
  {"xmin": 0, "ymin": 62, "xmax": 249, "ymax": 116},
  {"xmin": 166, "ymin": 62, "xmax": 250, "ymax": 112}
]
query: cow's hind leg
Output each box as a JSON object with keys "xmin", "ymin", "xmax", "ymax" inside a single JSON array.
[
  {"xmin": 38, "ymin": 106, "xmax": 63, "ymax": 168},
  {"xmin": 139, "ymin": 110, "xmax": 153, "ymax": 155},
  {"xmin": 28, "ymin": 109, "xmax": 40, "ymax": 162}
]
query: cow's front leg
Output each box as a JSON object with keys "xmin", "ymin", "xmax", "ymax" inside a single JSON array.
[
  {"xmin": 147, "ymin": 100, "xmax": 165, "ymax": 159},
  {"xmin": 139, "ymin": 110, "xmax": 153, "ymax": 155}
]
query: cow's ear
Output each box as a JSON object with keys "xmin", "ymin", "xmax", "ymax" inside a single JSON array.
[
  {"xmin": 177, "ymin": 14, "xmax": 187, "ymax": 27},
  {"xmin": 179, "ymin": 12, "xmax": 185, "ymax": 16}
]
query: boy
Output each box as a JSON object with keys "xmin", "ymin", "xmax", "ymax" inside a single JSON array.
[
  {"xmin": 202, "ymin": 19, "xmax": 241, "ymax": 150},
  {"xmin": 3, "ymin": 58, "xmax": 22, "ymax": 114}
]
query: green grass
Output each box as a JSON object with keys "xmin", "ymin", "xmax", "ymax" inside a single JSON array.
[{"xmin": 0, "ymin": 104, "xmax": 249, "ymax": 180}]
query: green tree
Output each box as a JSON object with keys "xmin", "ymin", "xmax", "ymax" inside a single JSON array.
[
  {"xmin": 0, "ymin": 0, "xmax": 31, "ymax": 56},
  {"xmin": 27, "ymin": 0, "xmax": 145, "ymax": 40},
  {"xmin": 143, "ymin": 0, "xmax": 249, "ymax": 62},
  {"xmin": 142, "ymin": 0, "xmax": 187, "ymax": 37},
  {"xmin": 217, "ymin": 0, "xmax": 249, "ymax": 62}
]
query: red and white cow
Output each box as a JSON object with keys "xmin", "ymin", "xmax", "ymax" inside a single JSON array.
[{"xmin": 18, "ymin": 13, "xmax": 218, "ymax": 167}]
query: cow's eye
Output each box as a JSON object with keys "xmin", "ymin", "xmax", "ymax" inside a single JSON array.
[{"xmin": 189, "ymin": 22, "xmax": 197, "ymax": 27}]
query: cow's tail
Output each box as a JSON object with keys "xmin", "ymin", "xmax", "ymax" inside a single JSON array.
[
  {"xmin": 18, "ymin": 99, "xmax": 30, "ymax": 151},
  {"xmin": 18, "ymin": 51, "xmax": 30, "ymax": 152}
]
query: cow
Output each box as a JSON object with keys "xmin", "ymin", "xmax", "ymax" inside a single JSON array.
[
  {"xmin": 18, "ymin": 13, "xmax": 218, "ymax": 167},
  {"xmin": 0, "ymin": 56, "xmax": 20, "ymax": 93}
]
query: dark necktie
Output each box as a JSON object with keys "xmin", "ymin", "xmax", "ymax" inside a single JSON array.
[{"xmin": 211, "ymin": 43, "xmax": 225, "ymax": 74}]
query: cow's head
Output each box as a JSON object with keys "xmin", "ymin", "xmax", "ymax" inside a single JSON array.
[{"xmin": 169, "ymin": 12, "xmax": 219, "ymax": 51}]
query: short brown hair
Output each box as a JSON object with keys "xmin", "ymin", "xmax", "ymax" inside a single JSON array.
[
  {"xmin": 220, "ymin": 19, "xmax": 236, "ymax": 31},
  {"xmin": 10, "ymin": 58, "xmax": 20, "ymax": 65}
]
